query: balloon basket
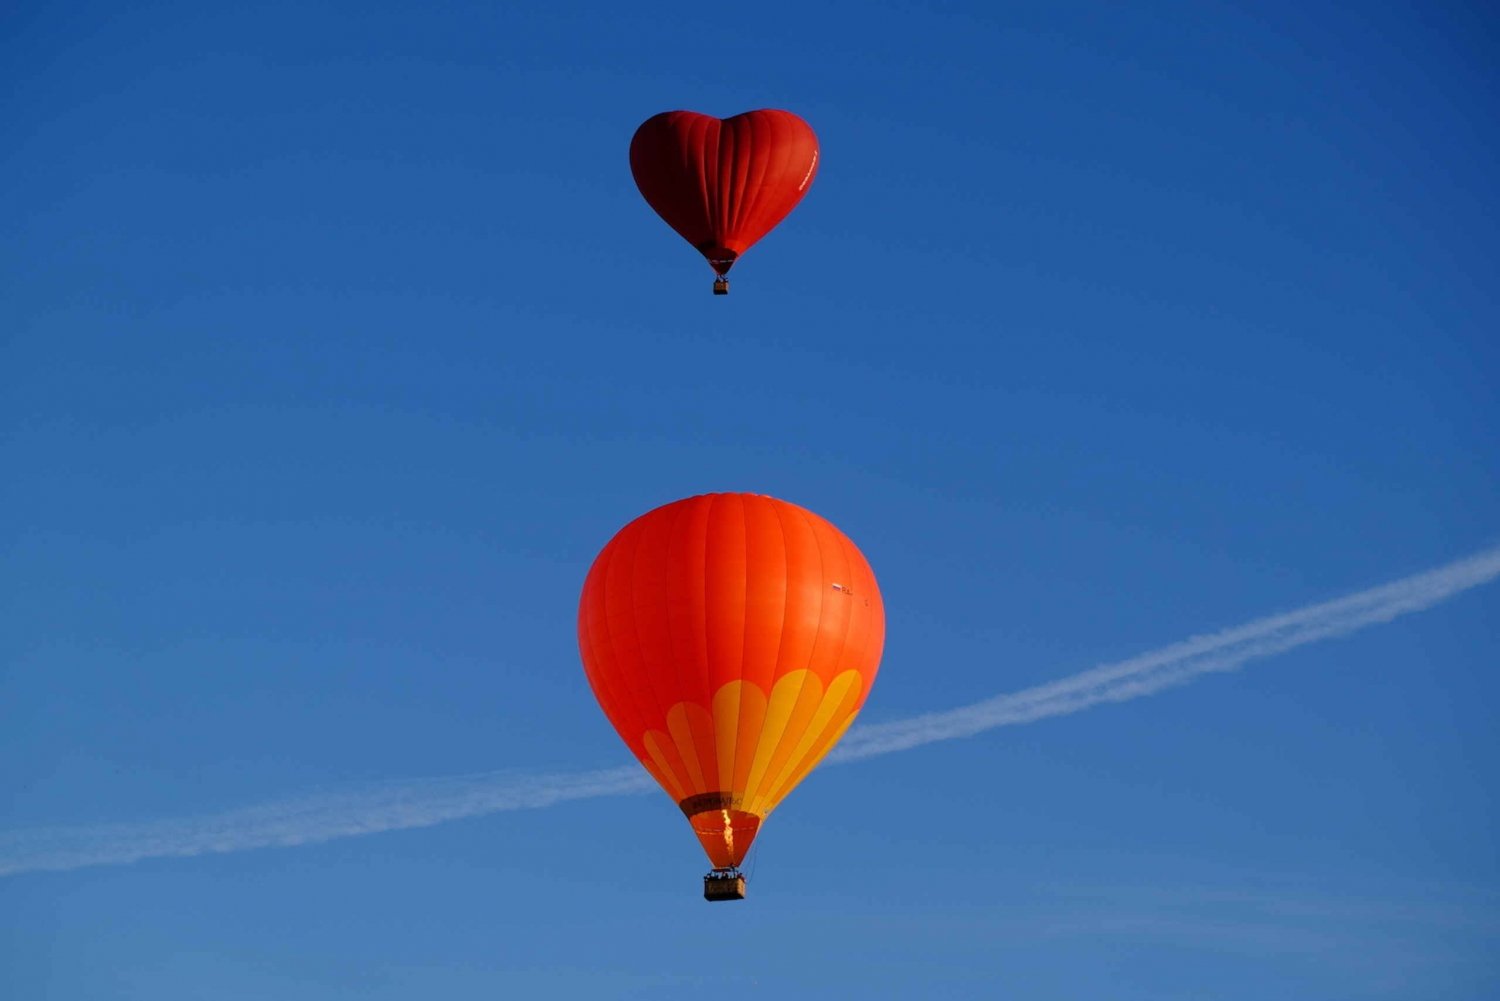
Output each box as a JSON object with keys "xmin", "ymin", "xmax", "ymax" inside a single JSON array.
[
  {"xmin": 703, "ymin": 869, "xmax": 746, "ymax": 902},
  {"xmin": 712, "ymin": 277, "xmax": 729, "ymax": 295}
]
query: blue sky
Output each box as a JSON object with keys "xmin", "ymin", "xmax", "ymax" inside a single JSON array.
[{"xmin": 3, "ymin": 2, "xmax": 1497, "ymax": 998}]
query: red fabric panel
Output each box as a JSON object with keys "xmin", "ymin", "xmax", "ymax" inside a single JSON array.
[{"xmin": 629, "ymin": 110, "xmax": 820, "ymax": 274}]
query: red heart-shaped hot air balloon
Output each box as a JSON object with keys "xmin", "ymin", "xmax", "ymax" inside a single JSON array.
[{"xmin": 629, "ymin": 110, "xmax": 820, "ymax": 294}]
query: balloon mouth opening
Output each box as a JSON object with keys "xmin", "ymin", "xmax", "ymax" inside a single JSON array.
[
  {"xmin": 697, "ymin": 245, "xmax": 740, "ymax": 275},
  {"xmin": 682, "ymin": 797, "xmax": 762, "ymax": 868}
]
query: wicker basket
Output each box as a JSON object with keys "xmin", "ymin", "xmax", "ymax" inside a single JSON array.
[{"xmin": 703, "ymin": 874, "xmax": 747, "ymax": 901}]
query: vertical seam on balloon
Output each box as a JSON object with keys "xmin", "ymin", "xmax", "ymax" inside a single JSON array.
[
  {"xmin": 767, "ymin": 502, "xmax": 828, "ymax": 804},
  {"xmin": 858, "ymin": 534, "xmax": 884, "ymax": 708},
  {"xmin": 754, "ymin": 112, "xmax": 783, "ymax": 245},
  {"xmin": 699, "ymin": 492, "xmax": 719, "ymax": 790},
  {"xmin": 591, "ymin": 535, "xmax": 640, "ymax": 754},
  {"xmin": 831, "ymin": 527, "xmax": 871, "ymax": 721},
  {"xmin": 716, "ymin": 120, "xmax": 732, "ymax": 244},
  {"xmin": 732, "ymin": 496, "xmax": 772, "ymax": 797},
  {"xmin": 725, "ymin": 117, "xmax": 743, "ymax": 244},
  {"xmin": 688, "ymin": 116, "xmax": 710, "ymax": 244},
  {"xmin": 701, "ymin": 117, "xmax": 717, "ymax": 245},
  {"xmin": 732, "ymin": 113, "xmax": 762, "ymax": 244},
  {"xmin": 578, "ymin": 558, "xmax": 624, "ymax": 750},
  {"xmin": 584, "ymin": 541, "xmax": 624, "ymax": 738},
  {"xmin": 724, "ymin": 494, "xmax": 749, "ymax": 802},
  {"xmin": 606, "ymin": 519, "xmax": 660, "ymax": 770},
  {"xmin": 677, "ymin": 494, "xmax": 714, "ymax": 791},
  {"xmin": 728, "ymin": 114, "xmax": 756, "ymax": 240},
  {"xmin": 621, "ymin": 506, "xmax": 674, "ymax": 786},
  {"xmin": 659, "ymin": 497, "xmax": 689, "ymax": 777},
  {"xmin": 745, "ymin": 496, "xmax": 793, "ymax": 809},
  {"xmin": 834, "ymin": 527, "xmax": 864, "ymax": 695},
  {"xmin": 734, "ymin": 112, "xmax": 773, "ymax": 249}
]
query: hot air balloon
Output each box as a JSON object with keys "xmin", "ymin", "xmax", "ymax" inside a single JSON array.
[
  {"xmin": 577, "ymin": 493, "xmax": 884, "ymax": 901},
  {"xmin": 629, "ymin": 110, "xmax": 820, "ymax": 295}
]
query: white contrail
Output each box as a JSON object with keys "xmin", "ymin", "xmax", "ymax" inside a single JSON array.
[
  {"xmin": 3, "ymin": 544, "xmax": 1496, "ymax": 878},
  {"xmin": 831, "ymin": 543, "xmax": 1500, "ymax": 761},
  {"xmin": 0, "ymin": 767, "xmax": 656, "ymax": 878}
]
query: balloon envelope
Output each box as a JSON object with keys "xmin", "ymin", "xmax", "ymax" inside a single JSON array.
[
  {"xmin": 577, "ymin": 493, "xmax": 884, "ymax": 869},
  {"xmin": 629, "ymin": 110, "xmax": 820, "ymax": 277}
]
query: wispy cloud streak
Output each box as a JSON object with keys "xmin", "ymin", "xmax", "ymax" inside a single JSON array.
[
  {"xmin": 0, "ymin": 767, "xmax": 656, "ymax": 878},
  {"xmin": 4, "ymin": 545, "xmax": 1497, "ymax": 878},
  {"xmin": 831, "ymin": 544, "xmax": 1500, "ymax": 761}
]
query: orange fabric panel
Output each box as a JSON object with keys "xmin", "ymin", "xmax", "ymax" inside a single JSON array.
[
  {"xmin": 629, "ymin": 110, "xmax": 820, "ymax": 275},
  {"xmin": 578, "ymin": 493, "xmax": 884, "ymax": 868}
]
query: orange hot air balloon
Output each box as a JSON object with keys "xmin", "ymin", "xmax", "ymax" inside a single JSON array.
[
  {"xmin": 629, "ymin": 110, "xmax": 820, "ymax": 295},
  {"xmin": 577, "ymin": 493, "xmax": 884, "ymax": 900}
]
